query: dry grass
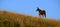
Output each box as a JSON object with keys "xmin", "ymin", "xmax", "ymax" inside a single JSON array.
[{"xmin": 0, "ymin": 10, "xmax": 60, "ymax": 27}]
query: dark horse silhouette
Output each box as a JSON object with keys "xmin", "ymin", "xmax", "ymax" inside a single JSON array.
[{"xmin": 36, "ymin": 7, "xmax": 46, "ymax": 18}]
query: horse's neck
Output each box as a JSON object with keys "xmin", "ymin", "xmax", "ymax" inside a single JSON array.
[{"xmin": 39, "ymin": 10, "xmax": 42, "ymax": 12}]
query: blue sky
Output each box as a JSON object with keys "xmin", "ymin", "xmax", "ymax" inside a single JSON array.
[{"xmin": 0, "ymin": 0, "xmax": 60, "ymax": 20}]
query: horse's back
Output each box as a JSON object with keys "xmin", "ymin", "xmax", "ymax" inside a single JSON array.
[{"xmin": 42, "ymin": 10, "xmax": 46, "ymax": 13}]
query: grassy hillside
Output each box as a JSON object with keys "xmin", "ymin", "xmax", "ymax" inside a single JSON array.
[{"xmin": 0, "ymin": 10, "xmax": 60, "ymax": 27}]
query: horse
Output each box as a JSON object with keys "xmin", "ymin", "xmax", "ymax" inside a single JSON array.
[{"xmin": 36, "ymin": 7, "xmax": 46, "ymax": 18}]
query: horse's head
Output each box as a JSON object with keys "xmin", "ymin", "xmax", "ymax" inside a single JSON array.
[{"xmin": 36, "ymin": 7, "xmax": 40, "ymax": 11}]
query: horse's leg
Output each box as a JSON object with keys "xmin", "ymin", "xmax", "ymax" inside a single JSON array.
[
  {"xmin": 42, "ymin": 14, "xmax": 44, "ymax": 18},
  {"xmin": 42, "ymin": 14, "xmax": 46, "ymax": 18},
  {"xmin": 42, "ymin": 14, "xmax": 45, "ymax": 18},
  {"xmin": 39, "ymin": 14, "xmax": 41, "ymax": 18},
  {"xmin": 44, "ymin": 14, "xmax": 46, "ymax": 18}
]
